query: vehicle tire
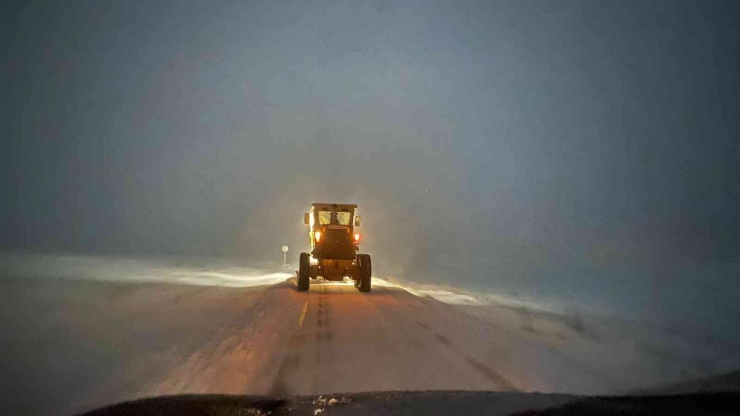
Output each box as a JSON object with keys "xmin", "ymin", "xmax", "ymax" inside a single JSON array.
[
  {"xmin": 358, "ymin": 254, "xmax": 371, "ymax": 293},
  {"xmin": 297, "ymin": 253, "xmax": 310, "ymax": 292}
]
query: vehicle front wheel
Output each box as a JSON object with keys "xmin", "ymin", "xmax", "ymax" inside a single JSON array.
[
  {"xmin": 357, "ymin": 254, "xmax": 371, "ymax": 293},
  {"xmin": 297, "ymin": 253, "xmax": 310, "ymax": 291}
]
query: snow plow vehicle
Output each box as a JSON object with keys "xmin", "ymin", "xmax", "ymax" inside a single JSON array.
[{"xmin": 297, "ymin": 203, "xmax": 371, "ymax": 292}]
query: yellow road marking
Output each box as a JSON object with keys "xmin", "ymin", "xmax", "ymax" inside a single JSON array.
[{"xmin": 298, "ymin": 301, "xmax": 308, "ymax": 328}]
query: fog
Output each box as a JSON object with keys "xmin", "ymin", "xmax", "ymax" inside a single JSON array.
[{"xmin": 2, "ymin": 1, "xmax": 739, "ymax": 336}]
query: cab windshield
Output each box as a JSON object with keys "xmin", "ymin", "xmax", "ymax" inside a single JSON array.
[
  {"xmin": 317, "ymin": 210, "xmax": 351, "ymax": 225},
  {"xmin": 3, "ymin": 2, "xmax": 738, "ymax": 415}
]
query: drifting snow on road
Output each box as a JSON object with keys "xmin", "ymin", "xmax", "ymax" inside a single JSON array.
[{"xmin": 1, "ymin": 254, "xmax": 739, "ymax": 415}]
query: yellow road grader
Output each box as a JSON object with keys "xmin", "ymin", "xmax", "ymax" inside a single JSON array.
[{"xmin": 297, "ymin": 203, "xmax": 371, "ymax": 292}]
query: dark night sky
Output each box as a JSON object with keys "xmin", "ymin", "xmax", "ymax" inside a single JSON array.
[{"xmin": 2, "ymin": 1, "xmax": 739, "ymax": 325}]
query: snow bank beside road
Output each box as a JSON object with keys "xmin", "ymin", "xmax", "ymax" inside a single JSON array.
[
  {"xmin": 374, "ymin": 275, "xmax": 740, "ymax": 394},
  {"xmin": 374, "ymin": 278, "xmax": 484, "ymax": 305},
  {"xmin": 0, "ymin": 253, "xmax": 293, "ymax": 288},
  {"xmin": 374, "ymin": 276, "xmax": 562, "ymax": 312}
]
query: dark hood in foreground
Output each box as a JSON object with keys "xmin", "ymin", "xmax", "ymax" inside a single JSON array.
[{"xmin": 77, "ymin": 390, "xmax": 740, "ymax": 416}]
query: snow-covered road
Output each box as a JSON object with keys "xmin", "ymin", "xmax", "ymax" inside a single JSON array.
[{"xmin": 1, "ymin": 276, "xmax": 738, "ymax": 416}]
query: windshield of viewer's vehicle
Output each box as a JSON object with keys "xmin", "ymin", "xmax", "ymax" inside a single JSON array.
[{"xmin": 1, "ymin": 1, "xmax": 739, "ymax": 415}]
